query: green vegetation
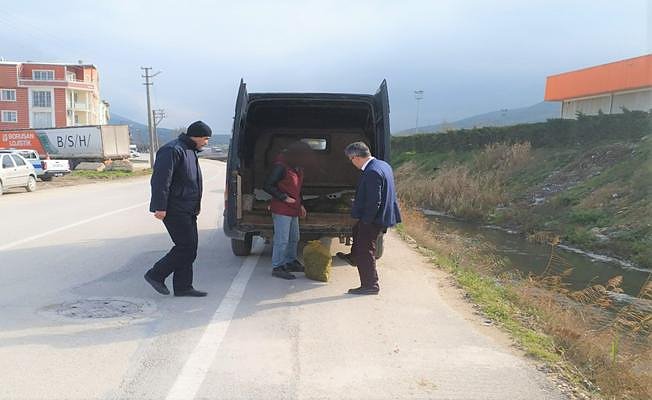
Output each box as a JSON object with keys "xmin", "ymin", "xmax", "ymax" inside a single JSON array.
[
  {"xmin": 392, "ymin": 111, "xmax": 652, "ymax": 268},
  {"xmin": 397, "ymin": 208, "xmax": 651, "ymax": 399},
  {"xmin": 71, "ymin": 168, "xmax": 152, "ymax": 180}
]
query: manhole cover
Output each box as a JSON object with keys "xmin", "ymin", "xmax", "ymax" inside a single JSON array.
[{"xmin": 45, "ymin": 297, "xmax": 155, "ymax": 320}]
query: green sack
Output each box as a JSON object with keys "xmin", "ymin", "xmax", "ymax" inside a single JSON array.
[{"xmin": 302, "ymin": 240, "xmax": 332, "ymax": 282}]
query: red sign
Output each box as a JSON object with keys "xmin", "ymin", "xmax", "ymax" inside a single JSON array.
[{"xmin": 0, "ymin": 130, "xmax": 46, "ymax": 156}]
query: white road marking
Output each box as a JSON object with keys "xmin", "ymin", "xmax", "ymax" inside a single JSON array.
[
  {"xmin": 0, "ymin": 201, "xmax": 149, "ymax": 251},
  {"xmin": 166, "ymin": 242, "xmax": 262, "ymax": 400}
]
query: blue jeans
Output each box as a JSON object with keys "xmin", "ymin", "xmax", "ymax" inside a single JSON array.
[{"xmin": 272, "ymin": 213, "xmax": 299, "ymax": 268}]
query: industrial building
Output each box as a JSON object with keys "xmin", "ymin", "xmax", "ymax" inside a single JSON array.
[
  {"xmin": 0, "ymin": 61, "xmax": 109, "ymax": 130},
  {"xmin": 544, "ymin": 54, "xmax": 651, "ymax": 119}
]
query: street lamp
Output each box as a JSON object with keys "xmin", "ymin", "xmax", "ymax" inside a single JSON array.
[{"xmin": 414, "ymin": 90, "xmax": 424, "ymax": 134}]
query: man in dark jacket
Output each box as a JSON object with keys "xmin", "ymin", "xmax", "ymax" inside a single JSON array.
[
  {"xmin": 263, "ymin": 142, "xmax": 312, "ymax": 280},
  {"xmin": 144, "ymin": 121, "xmax": 212, "ymax": 297},
  {"xmin": 344, "ymin": 142, "xmax": 401, "ymax": 295}
]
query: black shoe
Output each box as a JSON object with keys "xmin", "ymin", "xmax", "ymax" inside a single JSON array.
[
  {"xmin": 347, "ymin": 286, "xmax": 380, "ymax": 295},
  {"xmin": 285, "ymin": 260, "xmax": 305, "ymax": 273},
  {"xmin": 174, "ymin": 288, "xmax": 207, "ymax": 297},
  {"xmin": 336, "ymin": 252, "xmax": 356, "ymax": 266},
  {"xmin": 144, "ymin": 271, "xmax": 170, "ymax": 295},
  {"xmin": 272, "ymin": 266, "xmax": 296, "ymax": 280}
]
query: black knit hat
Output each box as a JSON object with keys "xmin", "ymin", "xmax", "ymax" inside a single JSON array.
[{"xmin": 186, "ymin": 120, "xmax": 212, "ymax": 137}]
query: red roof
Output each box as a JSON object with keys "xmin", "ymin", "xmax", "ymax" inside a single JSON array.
[{"xmin": 544, "ymin": 54, "xmax": 652, "ymax": 101}]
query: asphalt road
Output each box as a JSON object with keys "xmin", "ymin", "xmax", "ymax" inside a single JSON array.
[{"xmin": 0, "ymin": 160, "xmax": 564, "ymax": 400}]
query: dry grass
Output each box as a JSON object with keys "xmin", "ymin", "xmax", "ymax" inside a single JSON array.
[
  {"xmin": 396, "ymin": 143, "xmax": 531, "ymax": 220},
  {"xmin": 397, "ymin": 204, "xmax": 652, "ymax": 399}
]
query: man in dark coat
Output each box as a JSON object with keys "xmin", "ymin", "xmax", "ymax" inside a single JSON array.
[
  {"xmin": 344, "ymin": 141, "xmax": 401, "ymax": 295},
  {"xmin": 144, "ymin": 121, "xmax": 212, "ymax": 297}
]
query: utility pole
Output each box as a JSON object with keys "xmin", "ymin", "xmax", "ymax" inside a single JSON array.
[
  {"xmin": 152, "ymin": 109, "xmax": 166, "ymax": 152},
  {"xmin": 141, "ymin": 67, "xmax": 161, "ymax": 168},
  {"xmin": 414, "ymin": 90, "xmax": 424, "ymax": 134}
]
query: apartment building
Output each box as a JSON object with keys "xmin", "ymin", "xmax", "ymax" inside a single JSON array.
[{"xmin": 0, "ymin": 61, "xmax": 110, "ymax": 130}]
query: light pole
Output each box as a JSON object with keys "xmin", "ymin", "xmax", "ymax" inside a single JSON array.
[
  {"xmin": 141, "ymin": 67, "xmax": 161, "ymax": 168},
  {"xmin": 414, "ymin": 90, "xmax": 424, "ymax": 134},
  {"xmin": 152, "ymin": 109, "xmax": 166, "ymax": 151}
]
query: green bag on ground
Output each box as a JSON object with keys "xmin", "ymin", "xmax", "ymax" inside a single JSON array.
[{"xmin": 302, "ymin": 240, "xmax": 332, "ymax": 282}]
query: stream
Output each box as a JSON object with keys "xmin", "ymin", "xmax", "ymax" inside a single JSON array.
[{"xmin": 422, "ymin": 210, "xmax": 651, "ymax": 299}]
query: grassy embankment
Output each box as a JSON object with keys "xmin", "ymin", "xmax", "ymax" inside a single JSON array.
[
  {"xmin": 393, "ymin": 111, "xmax": 651, "ymax": 268},
  {"xmin": 393, "ymin": 111, "xmax": 651, "ymax": 399},
  {"xmin": 70, "ymin": 168, "xmax": 152, "ymax": 180}
]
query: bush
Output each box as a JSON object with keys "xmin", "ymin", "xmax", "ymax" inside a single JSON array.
[{"xmin": 392, "ymin": 111, "xmax": 651, "ymax": 156}]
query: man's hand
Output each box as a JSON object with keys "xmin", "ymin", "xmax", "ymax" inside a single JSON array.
[
  {"xmin": 154, "ymin": 210, "xmax": 167, "ymax": 220},
  {"xmin": 284, "ymin": 197, "xmax": 296, "ymax": 204},
  {"xmin": 300, "ymin": 205, "xmax": 307, "ymax": 218}
]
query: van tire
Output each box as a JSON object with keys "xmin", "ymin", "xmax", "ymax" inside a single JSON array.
[
  {"xmin": 41, "ymin": 175, "xmax": 53, "ymax": 182},
  {"xmin": 231, "ymin": 233, "xmax": 253, "ymax": 256},
  {"xmin": 26, "ymin": 176, "xmax": 37, "ymax": 192},
  {"xmin": 375, "ymin": 234, "xmax": 384, "ymax": 259}
]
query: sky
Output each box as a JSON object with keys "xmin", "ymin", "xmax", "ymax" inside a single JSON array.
[{"xmin": 0, "ymin": 0, "xmax": 649, "ymax": 133}]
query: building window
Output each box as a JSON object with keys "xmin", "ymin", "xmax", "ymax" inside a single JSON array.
[
  {"xmin": 32, "ymin": 70, "xmax": 55, "ymax": 80},
  {"xmin": 32, "ymin": 90, "xmax": 52, "ymax": 107},
  {"xmin": 1, "ymin": 89, "xmax": 16, "ymax": 101},
  {"xmin": 1, "ymin": 110, "xmax": 17, "ymax": 123},
  {"xmin": 32, "ymin": 112, "xmax": 52, "ymax": 128}
]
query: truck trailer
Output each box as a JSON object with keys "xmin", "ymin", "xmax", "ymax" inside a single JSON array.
[{"xmin": 0, "ymin": 125, "xmax": 131, "ymax": 168}]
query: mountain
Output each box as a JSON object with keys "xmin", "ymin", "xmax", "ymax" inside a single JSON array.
[
  {"xmin": 109, "ymin": 113, "xmax": 230, "ymax": 147},
  {"xmin": 395, "ymin": 101, "xmax": 561, "ymax": 136}
]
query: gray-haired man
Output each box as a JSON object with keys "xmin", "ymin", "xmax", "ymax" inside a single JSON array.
[{"xmin": 343, "ymin": 142, "xmax": 401, "ymax": 295}]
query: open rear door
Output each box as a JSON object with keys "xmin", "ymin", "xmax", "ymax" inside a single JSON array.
[
  {"xmin": 225, "ymin": 79, "xmax": 248, "ymax": 233},
  {"xmin": 374, "ymin": 79, "xmax": 391, "ymax": 161}
]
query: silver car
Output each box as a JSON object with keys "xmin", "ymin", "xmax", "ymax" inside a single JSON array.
[{"xmin": 0, "ymin": 152, "xmax": 37, "ymax": 195}]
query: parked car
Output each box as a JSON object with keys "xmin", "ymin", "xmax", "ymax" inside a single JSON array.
[
  {"xmin": 7, "ymin": 149, "xmax": 44, "ymax": 178},
  {"xmin": 0, "ymin": 151, "xmax": 37, "ymax": 195},
  {"xmin": 130, "ymin": 149, "xmax": 141, "ymax": 158},
  {"xmin": 223, "ymin": 79, "xmax": 390, "ymax": 257}
]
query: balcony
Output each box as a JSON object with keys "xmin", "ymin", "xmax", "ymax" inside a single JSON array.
[
  {"xmin": 66, "ymin": 102, "xmax": 90, "ymax": 111},
  {"xmin": 19, "ymin": 78, "xmax": 96, "ymax": 91}
]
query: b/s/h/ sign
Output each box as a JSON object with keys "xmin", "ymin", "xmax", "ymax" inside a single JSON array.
[{"xmin": 37, "ymin": 127, "xmax": 103, "ymax": 157}]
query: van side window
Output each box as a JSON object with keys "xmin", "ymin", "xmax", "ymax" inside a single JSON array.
[
  {"xmin": 2, "ymin": 155, "xmax": 15, "ymax": 169},
  {"xmin": 11, "ymin": 155, "xmax": 26, "ymax": 166}
]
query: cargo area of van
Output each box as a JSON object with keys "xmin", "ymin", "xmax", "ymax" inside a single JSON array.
[{"xmin": 224, "ymin": 80, "xmax": 390, "ymax": 256}]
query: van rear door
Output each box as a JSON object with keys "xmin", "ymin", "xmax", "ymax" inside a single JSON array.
[
  {"xmin": 225, "ymin": 79, "xmax": 248, "ymax": 230},
  {"xmin": 374, "ymin": 79, "xmax": 391, "ymax": 161}
]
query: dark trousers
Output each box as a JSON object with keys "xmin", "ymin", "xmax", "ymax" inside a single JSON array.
[
  {"xmin": 351, "ymin": 221, "xmax": 383, "ymax": 289},
  {"xmin": 148, "ymin": 213, "xmax": 198, "ymax": 291}
]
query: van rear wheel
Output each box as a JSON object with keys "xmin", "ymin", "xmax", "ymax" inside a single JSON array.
[{"xmin": 231, "ymin": 233, "xmax": 253, "ymax": 256}]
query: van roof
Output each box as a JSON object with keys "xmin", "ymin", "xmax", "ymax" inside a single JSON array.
[{"xmin": 248, "ymin": 92, "xmax": 375, "ymax": 102}]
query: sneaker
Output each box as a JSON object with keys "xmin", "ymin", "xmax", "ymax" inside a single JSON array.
[
  {"xmin": 272, "ymin": 266, "xmax": 296, "ymax": 280},
  {"xmin": 285, "ymin": 260, "xmax": 305, "ymax": 272}
]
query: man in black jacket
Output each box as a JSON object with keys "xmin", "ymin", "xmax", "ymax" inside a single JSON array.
[{"xmin": 144, "ymin": 121, "xmax": 212, "ymax": 297}]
